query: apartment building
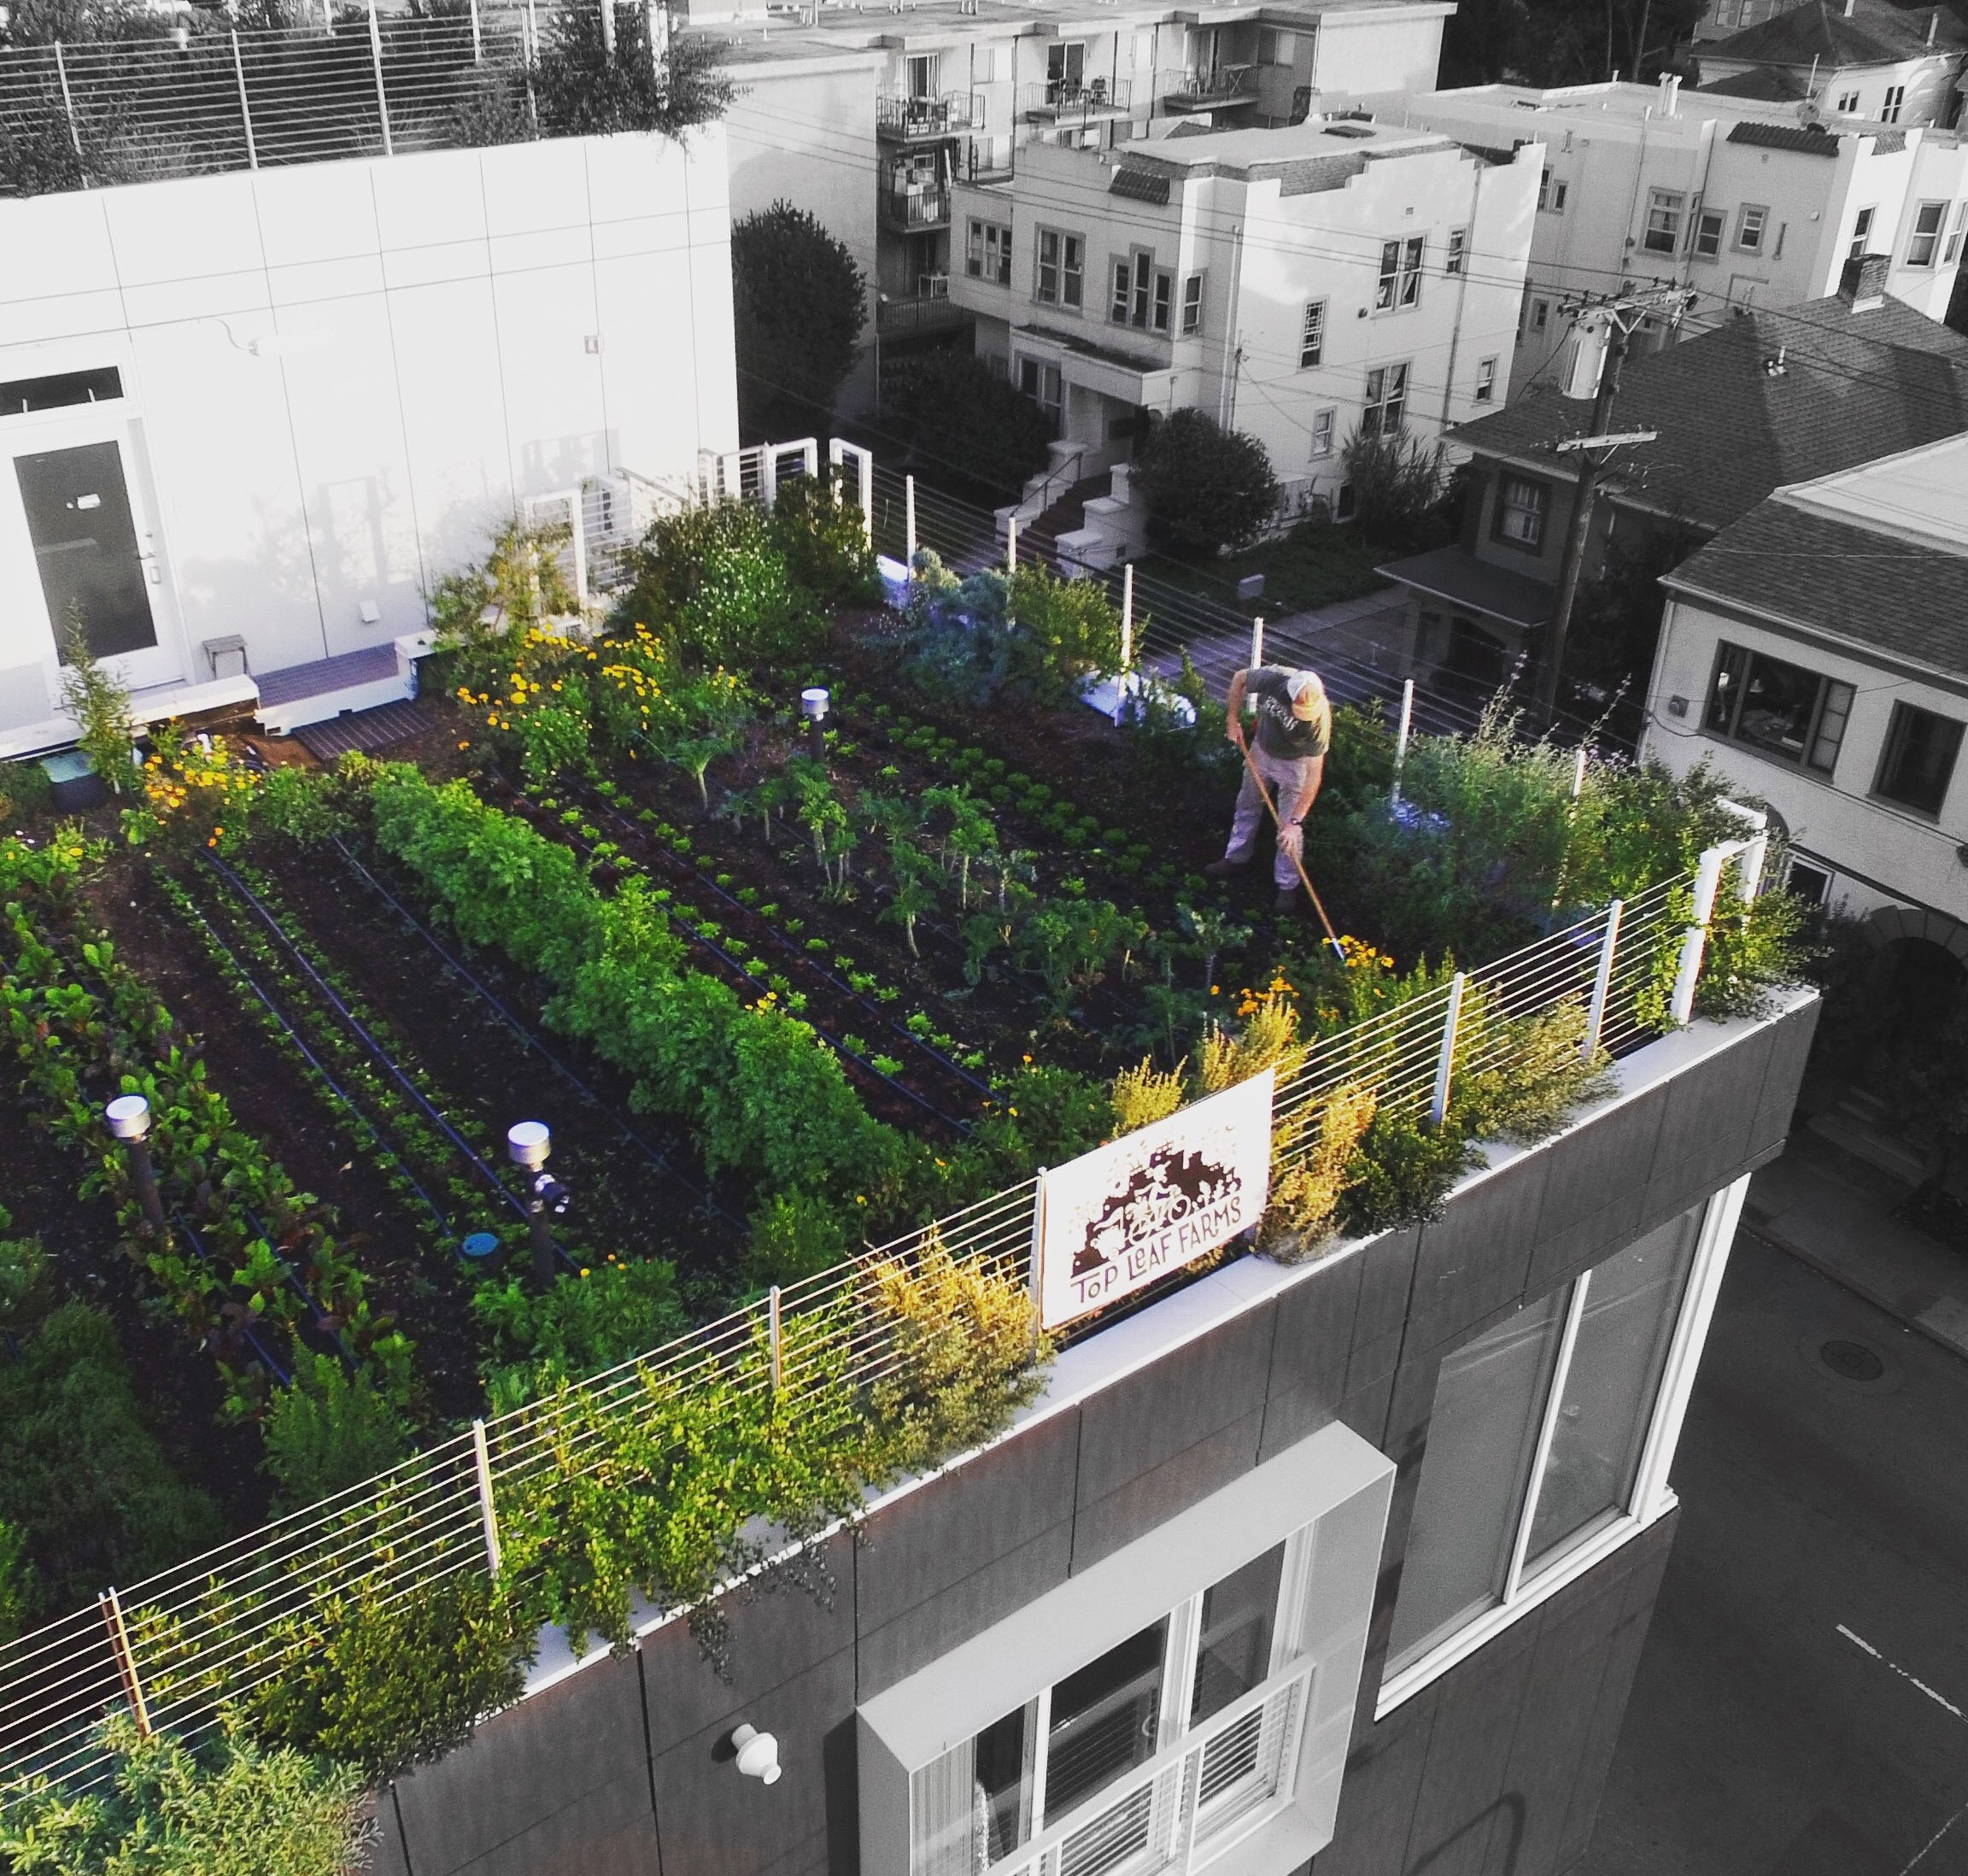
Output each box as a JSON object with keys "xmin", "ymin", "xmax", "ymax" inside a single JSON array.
[
  {"xmin": 1401, "ymin": 76, "xmax": 1968, "ymax": 395},
  {"xmin": 944, "ymin": 117, "xmax": 1536, "ymax": 536},
  {"xmin": 691, "ymin": 0, "xmax": 1457, "ymax": 385},
  {"xmin": 1696, "ymin": 0, "xmax": 1966, "ymax": 130}
]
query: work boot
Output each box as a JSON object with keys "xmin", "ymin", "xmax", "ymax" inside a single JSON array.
[
  {"xmin": 1204, "ymin": 857, "xmax": 1250, "ymax": 879},
  {"xmin": 1274, "ymin": 886, "xmax": 1303, "ymax": 915}
]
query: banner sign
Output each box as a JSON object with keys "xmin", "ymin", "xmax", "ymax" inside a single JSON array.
[{"xmin": 1033, "ymin": 1070, "xmax": 1275, "ymax": 1331}]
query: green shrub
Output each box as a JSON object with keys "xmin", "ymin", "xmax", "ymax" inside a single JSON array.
[
  {"xmin": 261, "ymin": 1351, "xmax": 413, "ymax": 1516},
  {"xmin": 1336, "ymin": 1107, "xmax": 1479, "ymax": 1234},
  {"xmin": 0, "ymin": 1713, "xmax": 367, "ymax": 1876},
  {"xmin": 1133, "ymin": 410, "xmax": 1279, "ymax": 556},
  {"xmin": 880, "ymin": 349, "xmax": 1055, "ymax": 498},
  {"xmin": 0, "ymin": 1519, "xmax": 28, "ymax": 1646},
  {"xmin": 1338, "ymin": 427, "xmax": 1452, "ymax": 552},
  {"xmin": 611, "ymin": 501, "xmax": 821, "ymax": 669},
  {"xmin": 732, "ymin": 202, "xmax": 867, "ymax": 445},
  {"xmin": 0, "ymin": 755, "xmax": 52, "ymax": 826},
  {"xmin": 745, "ymin": 1190, "xmax": 855, "ymax": 1287},
  {"xmin": 473, "ymin": 1258, "xmax": 688, "ymax": 1408},
  {"xmin": 769, "ymin": 467, "xmax": 882, "ymax": 608}
]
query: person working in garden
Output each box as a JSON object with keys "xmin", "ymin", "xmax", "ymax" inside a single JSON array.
[{"xmin": 1205, "ymin": 665, "xmax": 1330, "ymax": 913}]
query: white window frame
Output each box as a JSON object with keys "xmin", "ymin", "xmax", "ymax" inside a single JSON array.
[
  {"xmin": 1643, "ymin": 189, "xmax": 1684, "ymax": 255},
  {"xmin": 1734, "ymin": 202, "xmax": 1768, "ymax": 253},
  {"xmin": 1473, "ymin": 356, "xmax": 1496, "ymax": 403},
  {"xmin": 1908, "ymin": 200, "xmax": 1947, "ymax": 267},
  {"xmin": 1446, "ymin": 227, "xmax": 1467, "ymax": 275},
  {"xmin": 1298, "ymin": 298, "xmax": 1326, "ymax": 369},
  {"xmin": 1836, "ymin": 88, "xmax": 1860, "ymax": 112},
  {"xmin": 1532, "ymin": 298, "xmax": 1549, "ymax": 334},
  {"xmin": 969, "ymin": 218, "xmax": 1013, "ymax": 285},
  {"xmin": 1362, "ymin": 361, "xmax": 1409, "ymax": 435},
  {"xmin": 1693, "ymin": 208, "xmax": 1724, "ymax": 260},
  {"xmin": 1376, "ymin": 1177, "xmax": 1750, "ymax": 1719},
  {"xmin": 1309, "ymin": 407, "xmax": 1335, "ymax": 457},
  {"xmin": 1538, "ymin": 169, "xmax": 1567, "ymax": 214},
  {"xmin": 1036, "ymin": 227, "xmax": 1085, "ymax": 308},
  {"xmin": 1882, "ymin": 83, "xmax": 1905, "ymax": 122},
  {"xmin": 1181, "ymin": 273, "xmax": 1205, "ymax": 337},
  {"xmin": 1945, "ymin": 202, "xmax": 1968, "ymax": 266},
  {"xmin": 1849, "ymin": 204, "xmax": 1876, "ymax": 259}
]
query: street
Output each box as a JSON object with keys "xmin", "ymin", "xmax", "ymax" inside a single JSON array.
[{"xmin": 1584, "ymin": 1228, "xmax": 1968, "ymax": 1875}]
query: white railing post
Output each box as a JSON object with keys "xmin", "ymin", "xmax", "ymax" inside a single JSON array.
[
  {"xmin": 1249, "ymin": 614, "xmax": 1264, "ymax": 669},
  {"xmin": 53, "ymin": 42, "xmax": 84, "ymax": 165},
  {"xmin": 1006, "ymin": 514, "xmax": 1017, "ymax": 572},
  {"xmin": 322, "ymin": 0, "xmax": 332, "ymax": 34},
  {"xmin": 1739, "ymin": 830, "xmax": 1768, "ymax": 906},
  {"xmin": 1571, "ymin": 742, "xmax": 1589, "ymax": 799},
  {"xmin": 231, "ymin": 31, "xmax": 258, "ymax": 169},
  {"xmin": 1670, "ymin": 845, "xmax": 1729, "ymax": 1027},
  {"xmin": 1390, "ymin": 677, "xmax": 1414, "ymax": 807},
  {"xmin": 905, "ymin": 473, "xmax": 917, "ymax": 564},
  {"xmin": 97, "ymin": 1589, "xmax": 151, "ymax": 1738},
  {"xmin": 1429, "ymin": 971, "xmax": 1467, "ymax": 1129},
  {"xmin": 367, "ymin": 0, "xmax": 394, "ymax": 155},
  {"xmin": 471, "ymin": 1418, "xmax": 502, "ymax": 1576},
  {"xmin": 1582, "ymin": 897, "xmax": 1622, "ymax": 1061},
  {"xmin": 761, "ymin": 445, "xmax": 778, "ymax": 510},
  {"xmin": 1121, "ymin": 561, "xmax": 1133, "ymax": 669},
  {"xmin": 469, "ymin": 0, "xmax": 483, "ymax": 62},
  {"xmin": 768, "ymin": 1284, "xmax": 783, "ymax": 1393},
  {"xmin": 600, "ymin": 0, "xmax": 617, "ymax": 58},
  {"xmin": 524, "ymin": 0, "xmax": 541, "ymax": 132}
]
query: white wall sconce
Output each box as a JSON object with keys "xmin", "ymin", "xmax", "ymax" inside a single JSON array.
[{"xmin": 730, "ymin": 1723, "xmax": 782, "ymax": 1785}]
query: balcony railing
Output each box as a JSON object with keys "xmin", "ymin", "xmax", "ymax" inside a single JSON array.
[
  {"xmin": 1018, "ymin": 76, "xmax": 1133, "ymax": 122},
  {"xmin": 880, "ymin": 183, "xmax": 951, "ymax": 230},
  {"xmin": 876, "ymin": 278, "xmax": 968, "ymax": 334},
  {"xmin": 876, "ymin": 89, "xmax": 983, "ymax": 139},
  {"xmin": 1159, "ymin": 66, "xmax": 1258, "ymax": 109}
]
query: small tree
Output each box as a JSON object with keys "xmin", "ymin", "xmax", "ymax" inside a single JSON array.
[
  {"xmin": 732, "ymin": 202, "xmax": 868, "ymax": 443},
  {"xmin": 1338, "ymin": 428, "xmax": 1449, "ymax": 550},
  {"xmin": 533, "ymin": 7, "xmax": 732, "ymax": 138},
  {"xmin": 58, "ymin": 607, "xmax": 137, "ymax": 794},
  {"xmin": 1133, "ymin": 410, "xmax": 1279, "ymax": 556},
  {"xmin": 261, "ymin": 1350, "xmax": 413, "ymax": 1516},
  {"xmin": 881, "ymin": 349, "xmax": 1054, "ymax": 498}
]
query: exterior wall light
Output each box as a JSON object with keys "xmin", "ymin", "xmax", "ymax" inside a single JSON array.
[{"xmin": 730, "ymin": 1723, "xmax": 782, "ymax": 1785}]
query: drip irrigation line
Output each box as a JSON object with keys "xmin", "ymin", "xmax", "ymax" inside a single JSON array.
[
  {"xmin": 330, "ymin": 836, "xmax": 736, "ymax": 1224},
  {"xmin": 236, "ymin": 1200, "xmax": 360, "ymax": 1373},
  {"xmin": 167, "ymin": 882, "xmax": 453, "ymax": 1234},
  {"xmin": 169, "ymin": 1212, "xmax": 293, "ymax": 1387}
]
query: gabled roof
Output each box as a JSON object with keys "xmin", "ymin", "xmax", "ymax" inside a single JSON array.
[
  {"xmin": 1665, "ymin": 498, "xmax": 1968, "ymax": 682},
  {"xmin": 1697, "ymin": 61, "xmax": 1811, "ymax": 97},
  {"xmin": 1451, "ymin": 295, "xmax": 1968, "ymax": 533},
  {"xmin": 1697, "ymin": 0, "xmax": 1968, "ymax": 67}
]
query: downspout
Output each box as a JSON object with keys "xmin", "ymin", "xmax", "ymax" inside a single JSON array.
[
  {"xmin": 1684, "ymin": 118, "xmax": 1716, "ymax": 293},
  {"xmin": 1619, "ymin": 107, "xmax": 1651, "ymax": 283},
  {"xmin": 1219, "ymin": 215, "xmax": 1246, "ymax": 428},
  {"xmin": 1440, "ymin": 154, "xmax": 1483, "ymax": 428}
]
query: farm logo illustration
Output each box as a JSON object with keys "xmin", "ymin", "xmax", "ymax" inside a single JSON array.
[{"xmin": 1034, "ymin": 1071, "xmax": 1274, "ymax": 1329}]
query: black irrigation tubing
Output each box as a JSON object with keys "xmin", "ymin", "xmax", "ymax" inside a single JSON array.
[
  {"xmin": 578, "ymin": 780, "xmax": 997, "ymax": 1101},
  {"xmin": 329, "ymin": 836, "xmax": 736, "ymax": 1223},
  {"xmin": 199, "ymin": 852, "xmax": 531, "ymax": 1226},
  {"xmin": 166, "ymin": 880, "xmax": 454, "ymax": 1234},
  {"xmin": 497, "ymin": 784, "xmax": 971, "ymax": 1140},
  {"xmin": 170, "ymin": 1211, "xmax": 293, "ymax": 1388},
  {"xmin": 237, "ymin": 1199, "xmax": 360, "ymax": 1373}
]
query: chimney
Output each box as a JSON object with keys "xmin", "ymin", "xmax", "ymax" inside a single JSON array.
[
  {"xmin": 1842, "ymin": 0, "xmax": 1854, "ymax": 16},
  {"xmin": 1930, "ymin": 8, "xmax": 1940, "ymax": 44},
  {"xmin": 1839, "ymin": 251, "xmax": 1890, "ymax": 309},
  {"xmin": 1658, "ymin": 72, "xmax": 1681, "ymax": 114}
]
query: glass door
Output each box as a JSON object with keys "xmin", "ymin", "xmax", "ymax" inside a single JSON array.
[{"xmin": 7, "ymin": 425, "xmax": 181, "ymax": 691}]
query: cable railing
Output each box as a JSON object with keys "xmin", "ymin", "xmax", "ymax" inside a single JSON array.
[
  {"xmin": 0, "ymin": 1, "xmax": 638, "ymax": 195},
  {"xmin": 0, "ymin": 817, "xmax": 1759, "ymax": 1797}
]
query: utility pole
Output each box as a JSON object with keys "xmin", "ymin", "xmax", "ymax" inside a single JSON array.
[{"xmin": 1530, "ymin": 284, "xmax": 1693, "ymax": 725}]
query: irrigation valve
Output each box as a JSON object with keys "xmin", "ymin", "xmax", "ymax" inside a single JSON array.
[
  {"xmin": 730, "ymin": 1723, "xmax": 782, "ymax": 1786},
  {"xmin": 800, "ymin": 687, "xmax": 830, "ymax": 760},
  {"xmin": 106, "ymin": 1095, "xmax": 166, "ymax": 1234},
  {"xmin": 507, "ymin": 1122, "xmax": 559, "ymax": 1288}
]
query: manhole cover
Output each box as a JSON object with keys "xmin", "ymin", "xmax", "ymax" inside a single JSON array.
[{"xmin": 1819, "ymin": 1339, "xmax": 1886, "ymax": 1382}]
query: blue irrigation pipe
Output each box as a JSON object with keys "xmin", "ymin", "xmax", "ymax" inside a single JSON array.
[{"xmin": 330, "ymin": 837, "xmax": 735, "ymax": 1222}]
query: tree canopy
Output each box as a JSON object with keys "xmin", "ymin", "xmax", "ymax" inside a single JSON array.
[
  {"xmin": 733, "ymin": 202, "xmax": 869, "ymax": 444},
  {"xmin": 1133, "ymin": 410, "xmax": 1280, "ymax": 557}
]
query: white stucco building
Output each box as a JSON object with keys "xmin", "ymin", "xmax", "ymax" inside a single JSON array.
[
  {"xmin": 0, "ymin": 128, "xmax": 740, "ymax": 757},
  {"xmin": 1400, "ymin": 78, "xmax": 1968, "ymax": 396}
]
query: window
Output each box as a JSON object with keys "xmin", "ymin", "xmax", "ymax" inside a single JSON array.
[
  {"xmin": 905, "ymin": 52, "xmax": 940, "ymax": 97},
  {"xmin": 1874, "ymin": 701, "xmax": 1965, "ymax": 816},
  {"xmin": 0, "ymin": 367, "xmax": 123, "ymax": 417},
  {"xmin": 1362, "ymin": 361, "xmax": 1409, "ymax": 435},
  {"xmin": 1016, "ymin": 357, "xmax": 1064, "ymax": 430},
  {"xmin": 1493, "ymin": 472, "xmax": 1547, "ymax": 549},
  {"xmin": 1787, "ymin": 859, "xmax": 1830, "ymax": 906},
  {"xmin": 1385, "ymin": 1208, "xmax": 1705, "ymax": 1680},
  {"xmin": 1151, "ymin": 270, "xmax": 1173, "ymax": 333},
  {"xmin": 1946, "ymin": 203, "xmax": 1968, "ymax": 266},
  {"xmin": 1298, "ymin": 298, "xmax": 1326, "ymax": 368},
  {"xmin": 1909, "ymin": 201, "xmax": 1947, "ymax": 267},
  {"xmin": 1538, "ymin": 168, "xmax": 1567, "ymax": 214},
  {"xmin": 1882, "ymin": 83, "xmax": 1905, "ymax": 122},
  {"xmin": 967, "ymin": 219, "xmax": 1012, "ymax": 284},
  {"xmin": 1532, "ymin": 297, "xmax": 1549, "ymax": 333},
  {"xmin": 1181, "ymin": 273, "xmax": 1204, "ymax": 336},
  {"xmin": 1257, "ymin": 26, "xmax": 1297, "ymax": 64},
  {"xmin": 911, "ymin": 1538, "xmax": 1307, "ymax": 1876},
  {"xmin": 1693, "ymin": 208, "xmax": 1724, "ymax": 259},
  {"xmin": 1836, "ymin": 88, "xmax": 1860, "ymax": 113},
  {"xmin": 1643, "ymin": 189, "xmax": 1684, "ymax": 255},
  {"xmin": 1849, "ymin": 204, "xmax": 1876, "ymax": 260},
  {"xmin": 1376, "ymin": 236, "xmax": 1425, "ymax": 310},
  {"xmin": 1735, "ymin": 203, "xmax": 1768, "ymax": 252},
  {"xmin": 1309, "ymin": 407, "xmax": 1335, "ymax": 457},
  {"xmin": 1046, "ymin": 38, "xmax": 1085, "ymax": 99},
  {"xmin": 1705, "ymin": 641, "xmax": 1854, "ymax": 775},
  {"xmin": 1109, "ymin": 252, "xmax": 1171, "ymax": 330},
  {"xmin": 1474, "ymin": 356, "xmax": 1496, "ymax": 402},
  {"xmin": 1110, "ymin": 259, "xmax": 1133, "ymax": 324},
  {"xmin": 1446, "ymin": 227, "xmax": 1467, "ymax": 275},
  {"xmin": 1036, "ymin": 227, "xmax": 1083, "ymax": 307}
]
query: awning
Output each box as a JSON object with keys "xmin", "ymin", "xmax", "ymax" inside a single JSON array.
[{"xmin": 1376, "ymin": 544, "xmax": 1554, "ymax": 630}]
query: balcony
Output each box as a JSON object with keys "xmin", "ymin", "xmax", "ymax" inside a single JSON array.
[
  {"xmin": 876, "ymin": 90, "xmax": 984, "ymax": 142},
  {"xmin": 1158, "ymin": 66, "xmax": 1258, "ymax": 113},
  {"xmin": 876, "ymin": 278, "xmax": 969, "ymax": 336},
  {"xmin": 1019, "ymin": 76, "xmax": 1133, "ymax": 126},
  {"xmin": 880, "ymin": 179, "xmax": 952, "ymax": 231}
]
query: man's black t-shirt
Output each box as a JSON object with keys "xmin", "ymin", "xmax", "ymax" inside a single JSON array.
[{"xmin": 1245, "ymin": 667, "xmax": 1331, "ymax": 761}]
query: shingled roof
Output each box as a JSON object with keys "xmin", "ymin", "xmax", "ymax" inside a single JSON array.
[
  {"xmin": 1666, "ymin": 497, "xmax": 1968, "ymax": 680},
  {"xmin": 1450, "ymin": 296, "xmax": 1968, "ymax": 532},
  {"xmin": 1697, "ymin": 61, "xmax": 1811, "ymax": 97},
  {"xmin": 1697, "ymin": 0, "xmax": 1968, "ymax": 66}
]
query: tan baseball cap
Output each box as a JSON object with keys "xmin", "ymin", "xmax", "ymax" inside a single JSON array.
[{"xmin": 1286, "ymin": 671, "xmax": 1327, "ymax": 719}]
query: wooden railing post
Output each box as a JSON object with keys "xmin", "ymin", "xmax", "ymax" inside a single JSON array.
[{"xmin": 98, "ymin": 1589, "xmax": 151, "ymax": 1738}]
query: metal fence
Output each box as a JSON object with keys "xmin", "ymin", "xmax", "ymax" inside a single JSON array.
[{"xmin": 0, "ymin": 818, "xmax": 1752, "ymax": 1796}]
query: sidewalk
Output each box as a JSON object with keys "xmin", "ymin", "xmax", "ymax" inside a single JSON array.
[{"xmin": 1744, "ymin": 1130, "xmax": 1968, "ymax": 1360}]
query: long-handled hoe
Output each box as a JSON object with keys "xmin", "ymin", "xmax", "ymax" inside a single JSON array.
[{"xmin": 1237, "ymin": 738, "xmax": 1348, "ymax": 967}]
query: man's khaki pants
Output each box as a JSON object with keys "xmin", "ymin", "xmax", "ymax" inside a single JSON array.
[{"xmin": 1224, "ymin": 745, "xmax": 1311, "ymax": 888}]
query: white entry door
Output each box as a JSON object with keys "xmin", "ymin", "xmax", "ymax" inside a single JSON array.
[{"xmin": 2, "ymin": 407, "xmax": 184, "ymax": 697}]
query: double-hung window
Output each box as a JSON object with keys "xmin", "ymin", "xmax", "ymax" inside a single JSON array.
[
  {"xmin": 1446, "ymin": 227, "xmax": 1467, "ymax": 275},
  {"xmin": 1735, "ymin": 202, "xmax": 1769, "ymax": 253},
  {"xmin": 1909, "ymin": 201, "xmax": 1947, "ymax": 267},
  {"xmin": 1383, "ymin": 1202, "xmax": 1722, "ymax": 1702},
  {"xmin": 968, "ymin": 219, "xmax": 1013, "ymax": 285},
  {"xmin": 1151, "ymin": 270, "xmax": 1173, "ymax": 333},
  {"xmin": 1946, "ymin": 203, "xmax": 1968, "ymax": 266},
  {"xmin": 1538, "ymin": 169, "xmax": 1567, "ymax": 214},
  {"xmin": 1849, "ymin": 204, "xmax": 1876, "ymax": 259},
  {"xmin": 1181, "ymin": 273, "xmax": 1204, "ymax": 336},
  {"xmin": 1883, "ymin": 83, "xmax": 1905, "ymax": 121},
  {"xmin": 1836, "ymin": 88, "xmax": 1861, "ymax": 112},
  {"xmin": 1493, "ymin": 472, "xmax": 1546, "ymax": 549},
  {"xmin": 1036, "ymin": 228, "xmax": 1084, "ymax": 308},
  {"xmin": 1110, "ymin": 252, "xmax": 1174, "ymax": 331},
  {"xmin": 1362, "ymin": 361, "xmax": 1409, "ymax": 435},
  {"xmin": 1693, "ymin": 208, "xmax": 1724, "ymax": 259},
  {"xmin": 1473, "ymin": 356, "xmax": 1496, "ymax": 402},
  {"xmin": 1874, "ymin": 701, "xmax": 1965, "ymax": 817},
  {"xmin": 1298, "ymin": 298, "xmax": 1326, "ymax": 368},
  {"xmin": 1705, "ymin": 640, "xmax": 1854, "ymax": 776},
  {"xmin": 1309, "ymin": 407, "xmax": 1335, "ymax": 458},
  {"xmin": 1376, "ymin": 236, "xmax": 1424, "ymax": 310},
  {"xmin": 1643, "ymin": 190, "xmax": 1684, "ymax": 255}
]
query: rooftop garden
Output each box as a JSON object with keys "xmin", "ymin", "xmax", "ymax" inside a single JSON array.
[{"xmin": 0, "ymin": 476, "xmax": 1807, "ymax": 1863}]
